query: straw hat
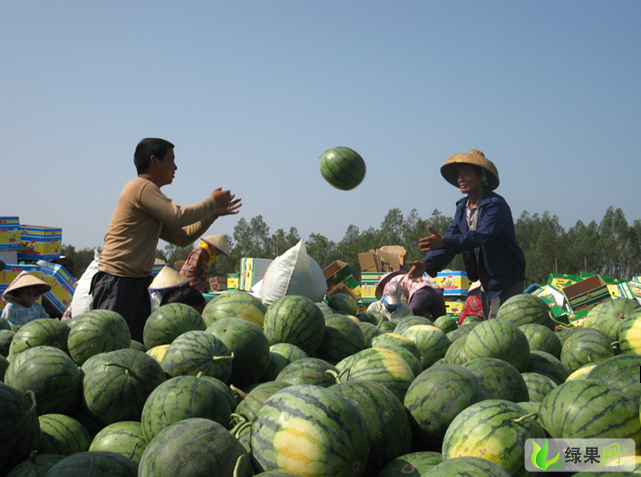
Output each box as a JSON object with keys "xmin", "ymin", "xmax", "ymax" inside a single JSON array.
[
  {"xmin": 202, "ymin": 235, "xmax": 231, "ymax": 257},
  {"xmin": 440, "ymin": 149, "xmax": 500, "ymax": 191},
  {"xmin": 149, "ymin": 265, "xmax": 190, "ymax": 290},
  {"xmin": 375, "ymin": 270, "xmax": 405, "ymax": 301},
  {"xmin": 2, "ymin": 272, "xmax": 51, "ymax": 302}
]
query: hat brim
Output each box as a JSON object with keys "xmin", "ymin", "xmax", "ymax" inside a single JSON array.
[
  {"xmin": 440, "ymin": 151, "xmax": 500, "ymax": 191},
  {"xmin": 385, "ymin": 294, "xmax": 401, "ymax": 305},
  {"xmin": 202, "ymin": 237, "xmax": 231, "ymax": 257},
  {"xmin": 375, "ymin": 270, "xmax": 405, "ymax": 301}
]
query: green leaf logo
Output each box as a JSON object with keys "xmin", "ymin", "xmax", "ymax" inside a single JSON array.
[{"xmin": 531, "ymin": 439, "xmax": 563, "ymax": 471}]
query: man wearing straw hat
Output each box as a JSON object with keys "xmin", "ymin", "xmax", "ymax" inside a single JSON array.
[
  {"xmin": 91, "ymin": 138, "xmax": 242, "ymax": 342},
  {"xmin": 179, "ymin": 234, "xmax": 231, "ymax": 294},
  {"xmin": 408, "ymin": 150, "xmax": 525, "ymax": 320}
]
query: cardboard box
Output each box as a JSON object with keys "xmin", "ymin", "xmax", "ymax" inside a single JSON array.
[
  {"xmin": 0, "ymin": 250, "xmax": 18, "ymax": 264},
  {"xmin": 562, "ymin": 275, "xmax": 611, "ymax": 312},
  {"xmin": 227, "ymin": 273, "xmax": 239, "ymax": 290},
  {"xmin": 445, "ymin": 297, "xmax": 466, "ymax": 316},
  {"xmin": 547, "ymin": 273, "xmax": 579, "ymax": 292},
  {"xmin": 434, "ymin": 271, "xmax": 471, "ymax": 296},
  {"xmin": 208, "ymin": 276, "xmax": 227, "ymax": 292},
  {"xmin": 323, "ymin": 261, "xmax": 353, "ymax": 290},
  {"xmin": 17, "ymin": 225, "xmax": 62, "ymax": 260},
  {"xmin": 326, "ymin": 282, "xmax": 358, "ymax": 302},
  {"xmin": 152, "ymin": 259, "xmax": 165, "ymax": 277},
  {"xmin": 41, "ymin": 274, "xmax": 73, "ymax": 314},
  {"xmin": 357, "ymin": 246, "xmax": 406, "ymax": 272},
  {"xmin": 532, "ymin": 284, "xmax": 567, "ymax": 308},
  {"xmin": 240, "ymin": 258, "xmax": 273, "ymax": 292},
  {"xmin": 0, "ymin": 216, "xmax": 21, "ymax": 251}
]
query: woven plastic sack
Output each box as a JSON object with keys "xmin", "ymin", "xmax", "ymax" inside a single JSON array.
[{"xmin": 259, "ymin": 239, "xmax": 327, "ymax": 306}]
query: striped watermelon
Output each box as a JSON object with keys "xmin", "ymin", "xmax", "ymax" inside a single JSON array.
[
  {"xmin": 145, "ymin": 344, "xmax": 170, "ymax": 366},
  {"xmin": 142, "ymin": 303, "xmax": 206, "ymax": 349},
  {"xmin": 520, "ymin": 372, "xmax": 558, "ymax": 402},
  {"xmin": 202, "ymin": 290, "xmax": 267, "ymax": 329},
  {"xmin": 0, "ymin": 354, "xmax": 7, "ymax": 381},
  {"xmin": 496, "ymin": 293, "xmax": 555, "ymax": 329},
  {"xmin": 88, "ymin": 421, "xmax": 149, "ymax": 466},
  {"xmin": 586, "ymin": 354, "xmax": 641, "ymax": 403},
  {"xmin": 141, "ymin": 375, "xmax": 233, "ymax": 440},
  {"xmin": 433, "ymin": 315, "xmax": 458, "ymax": 334},
  {"xmin": 560, "ymin": 327, "xmax": 614, "ymax": 373},
  {"xmin": 0, "ymin": 384, "xmax": 41, "ymax": 473},
  {"xmin": 401, "ymin": 324, "xmax": 451, "ymax": 370},
  {"xmin": 207, "ymin": 317, "xmax": 271, "ymax": 388},
  {"xmin": 336, "ymin": 347, "xmax": 415, "ymax": 401},
  {"xmin": 371, "ymin": 332, "xmax": 421, "ymax": 360},
  {"xmin": 67, "ymin": 310, "xmax": 131, "ymax": 365},
  {"xmin": 319, "ymin": 146, "xmax": 366, "ymax": 190},
  {"xmin": 443, "ymin": 336, "xmax": 468, "ymax": 365},
  {"xmin": 464, "ymin": 319, "xmax": 530, "ymax": 372},
  {"xmin": 82, "ymin": 348, "xmax": 167, "ymax": 425},
  {"xmin": 393, "ymin": 316, "xmax": 434, "ymax": 335},
  {"xmin": 5, "ymin": 451, "xmax": 65, "ymax": 477},
  {"xmin": 330, "ymin": 381, "xmax": 412, "ymax": 475},
  {"xmin": 251, "ymin": 384, "xmax": 369, "ymax": 475},
  {"xmin": 429, "ymin": 456, "xmax": 512, "ymax": 476},
  {"xmin": 0, "ymin": 329, "xmax": 14, "ymax": 357},
  {"xmin": 8, "ymin": 318, "xmax": 70, "ymax": 357},
  {"xmin": 139, "ymin": 418, "xmax": 252, "ymax": 477},
  {"xmin": 446, "ymin": 321, "xmax": 479, "ymax": 342},
  {"xmin": 585, "ymin": 297, "xmax": 640, "ymax": 341},
  {"xmin": 517, "ymin": 400, "xmax": 541, "ymax": 415},
  {"xmin": 263, "ymin": 295, "xmax": 326, "ymax": 355},
  {"xmin": 617, "ymin": 309, "xmax": 641, "ymax": 355},
  {"xmin": 566, "ymin": 362, "xmax": 599, "ymax": 381},
  {"xmin": 45, "ymin": 451, "xmax": 137, "ymax": 477},
  {"xmin": 376, "ymin": 451, "xmax": 443, "ymax": 477},
  {"xmin": 160, "ymin": 330, "xmax": 233, "ymax": 381},
  {"xmin": 461, "ymin": 357, "xmax": 530, "ymax": 402},
  {"xmin": 442, "ymin": 399, "xmax": 546, "ymax": 476},
  {"xmin": 130, "ymin": 339, "xmax": 146, "ymax": 352},
  {"xmin": 261, "ymin": 343, "xmax": 309, "ymax": 382},
  {"xmin": 386, "ymin": 345, "xmax": 423, "ymax": 376},
  {"xmin": 526, "ymin": 350, "xmax": 570, "ymax": 385},
  {"xmin": 355, "ymin": 311, "xmax": 378, "ymax": 325},
  {"xmin": 358, "ymin": 321, "xmax": 384, "ymax": 346},
  {"xmin": 315, "ymin": 302, "xmax": 334, "ymax": 316},
  {"xmin": 38, "ymin": 413, "xmax": 91, "ymax": 456},
  {"xmin": 233, "ymin": 381, "xmax": 291, "ymax": 424},
  {"xmin": 404, "ymin": 364, "xmax": 489, "ymax": 450},
  {"xmin": 378, "ymin": 320, "xmax": 397, "ymax": 332},
  {"xmin": 275, "ymin": 357, "xmax": 339, "ymax": 387},
  {"xmin": 4, "ymin": 345, "xmax": 82, "ymax": 415},
  {"xmin": 519, "ymin": 323, "xmax": 562, "ymax": 358},
  {"xmin": 315, "ymin": 314, "xmax": 365, "ymax": 363},
  {"xmin": 327, "ymin": 293, "xmax": 359, "ymax": 315},
  {"xmin": 539, "ymin": 379, "xmax": 641, "ymax": 445},
  {"xmin": 0, "ymin": 317, "xmax": 10, "ymax": 330}
]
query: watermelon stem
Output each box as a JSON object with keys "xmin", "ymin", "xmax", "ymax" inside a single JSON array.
[
  {"xmin": 334, "ymin": 367, "xmax": 351, "ymax": 383},
  {"xmin": 104, "ymin": 362, "xmax": 135, "ymax": 375},
  {"xmin": 233, "ymin": 454, "xmax": 248, "ymax": 477},
  {"xmin": 611, "ymin": 341, "xmax": 620, "ymax": 348},
  {"xmin": 25, "ymin": 390, "xmax": 37, "ymax": 416},
  {"xmin": 229, "ymin": 384, "xmax": 246, "ymax": 399},
  {"xmin": 325, "ymin": 369, "xmax": 340, "ymax": 384},
  {"xmin": 231, "ymin": 419, "xmax": 251, "ymax": 437},
  {"xmin": 511, "ymin": 411, "xmax": 539, "ymax": 423}
]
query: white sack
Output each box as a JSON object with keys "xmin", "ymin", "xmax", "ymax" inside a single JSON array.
[
  {"xmin": 259, "ymin": 239, "xmax": 327, "ymax": 306},
  {"xmin": 69, "ymin": 248, "xmax": 101, "ymax": 318}
]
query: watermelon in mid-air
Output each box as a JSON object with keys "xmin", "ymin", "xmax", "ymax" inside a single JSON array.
[{"xmin": 319, "ymin": 146, "xmax": 366, "ymax": 190}]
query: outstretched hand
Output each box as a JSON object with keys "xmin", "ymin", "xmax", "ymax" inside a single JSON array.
[
  {"xmin": 211, "ymin": 188, "xmax": 243, "ymax": 217},
  {"xmin": 418, "ymin": 226, "xmax": 444, "ymax": 252},
  {"xmin": 407, "ymin": 261, "xmax": 426, "ymax": 281}
]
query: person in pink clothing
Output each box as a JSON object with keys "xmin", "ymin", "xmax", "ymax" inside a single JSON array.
[{"xmin": 376, "ymin": 270, "xmax": 447, "ymax": 319}]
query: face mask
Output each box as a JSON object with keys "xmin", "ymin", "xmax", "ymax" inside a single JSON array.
[{"xmin": 382, "ymin": 295, "xmax": 400, "ymax": 312}]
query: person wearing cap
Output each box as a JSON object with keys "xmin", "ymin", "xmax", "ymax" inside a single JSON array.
[
  {"xmin": 179, "ymin": 235, "xmax": 231, "ymax": 294},
  {"xmin": 367, "ymin": 281, "xmax": 412, "ymax": 320},
  {"xmin": 91, "ymin": 138, "xmax": 242, "ymax": 342},
  {"xmin": 2, "ymin": 272, "xmax": 51, "ymax": 326},
  {"xmin": 408, "ymin": 150, "xmax": 526, "ymax": 320}
]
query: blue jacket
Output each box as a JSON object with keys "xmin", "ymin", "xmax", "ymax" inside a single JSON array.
[{"xmin": 422, "ymin": 189, "xmax": 525, "ymax": 301}]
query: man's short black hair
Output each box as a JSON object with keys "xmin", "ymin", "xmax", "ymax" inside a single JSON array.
[
  {"xmin": 134, "ymin": 138, "xmax": 175, "ymax": 175},
  {"xmin": 160, "ymin": 285, "xmax": 206, "ymax": 309}
]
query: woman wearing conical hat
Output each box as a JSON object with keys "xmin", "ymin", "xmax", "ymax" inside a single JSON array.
[
  {"xmin": 2, "ymin": 272, "xmax": 51, "ymax": 326},
  {"xmin": 407, "ymin": 150, "xmax": 526, "ymax": 320},
  {"xmin": 179, "ymin": 235, "xmax": 231, "ymax": 294}
]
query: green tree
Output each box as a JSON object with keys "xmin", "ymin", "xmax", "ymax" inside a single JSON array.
[{"xmin": 307, "ymin": 233, "xmax": 339, "ymax": 268}]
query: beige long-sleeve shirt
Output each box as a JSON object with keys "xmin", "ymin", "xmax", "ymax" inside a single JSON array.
[{"xmin": 99, "ymin": 177, "xmax": 217, "ymax": 278}]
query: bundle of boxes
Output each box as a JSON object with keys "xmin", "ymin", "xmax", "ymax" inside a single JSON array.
[
  {"xmin": 532, "ymin": 272, "xmax": 641, "ymax": 327},
  {"xmin": 0, "ymin": 216, "xmax": 75, "ymax": 316}
]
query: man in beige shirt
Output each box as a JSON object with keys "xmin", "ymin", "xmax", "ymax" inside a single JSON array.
[{"xmin": 91, "ymin": 138, "xmax": 241, "ymax": 342}]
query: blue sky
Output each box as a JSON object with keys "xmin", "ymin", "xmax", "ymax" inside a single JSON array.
[{"xmin": 2, "ymin": 1, "xmax": 640, "ymax": 252}]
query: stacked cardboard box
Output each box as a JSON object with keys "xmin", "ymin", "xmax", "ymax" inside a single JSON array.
[
  {"xmin": 323, "ymin": 261, "xmax": 360, "ymax": 301},
  {"xmin": 0, "ymin": 217, "xmax": 21, "ymax": 251},
  {"xmin": 240, "ymin": 258, "xmax": 273, "ymax": 292},
  {"xmin": 357, "ymin": 246, "xmax": 406, "ymax": 273},
  {"xmin": 227, "ymin": 273, "xmax": 239, "ymax": 290},
  {"xmin": 17, "ymin": 225, "xmax": 62, "ymax": 261},
  {"xmin": 37, "ymin": 260, "xmax": 76, "ymax": 315}
]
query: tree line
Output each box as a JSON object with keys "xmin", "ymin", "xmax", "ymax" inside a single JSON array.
[{"xmin": 62, "ymin": 206, "xmax": 641, "ymax": 287}]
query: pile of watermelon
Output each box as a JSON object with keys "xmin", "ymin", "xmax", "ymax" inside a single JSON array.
[{"xmin": 2, "ymin": 291, "xmax": 641, "ymax": 476}]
